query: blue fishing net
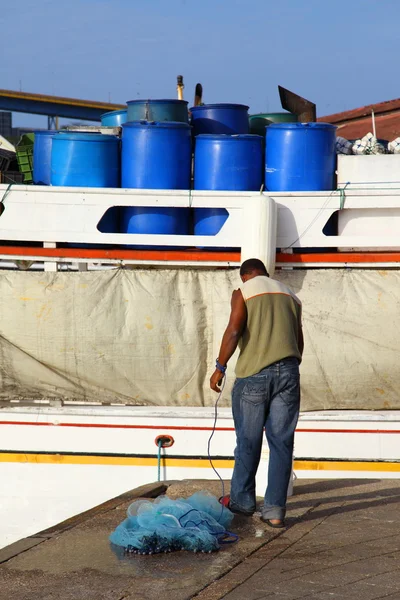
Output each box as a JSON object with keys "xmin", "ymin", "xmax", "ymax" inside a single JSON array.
[{"xmin": 109, "ymin": 491, "xmax": 236, "ymax": 555}]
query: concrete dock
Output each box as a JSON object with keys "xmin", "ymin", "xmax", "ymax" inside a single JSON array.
[{"xmin": 2, "ymin": 478, "xmax": 400, "ymax": 599}]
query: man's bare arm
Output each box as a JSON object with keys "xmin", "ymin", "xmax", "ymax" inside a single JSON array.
[{"xmin": 210, "ymin": 290, "xmax": 247, "ymax": 392}]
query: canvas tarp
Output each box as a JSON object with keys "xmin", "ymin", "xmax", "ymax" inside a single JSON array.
[{"xmin": 0, "ymin": 268, "xmax": 399, "ymax": 410}]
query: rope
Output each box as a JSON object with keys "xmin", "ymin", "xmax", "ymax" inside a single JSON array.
[
  {"xmin": 281, "ymin": 181, "xmax": 381, "ymax": 249},
  {"xmin": 205, "ymin": 374, "xmax": 239, "ymax": 544},
  {"xmin": 282, "ymin": 189, "xmax": 337, "ymax": 250},
  {"xmin": 207, "ymin": 375, "xmax": 227, "ymax": 521},
  {"xmin": 0, "ymin": 182, "xmax": 13, "ymax": 204}
]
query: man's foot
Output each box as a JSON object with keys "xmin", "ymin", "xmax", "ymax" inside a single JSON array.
[
  {"xmin": 260, "ymin": 516, "xmax": 285, "ymax": 528},
  {"xmin": 219, "ymin": 495, "xmax": 254, "ymax": 516}
]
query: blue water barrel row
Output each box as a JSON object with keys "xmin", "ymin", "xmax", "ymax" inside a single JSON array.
[{"xmin": 31, "ymin": 100, "xmax": 337, "ymax": 244}]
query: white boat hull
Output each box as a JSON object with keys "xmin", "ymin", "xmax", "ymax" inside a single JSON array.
[{"xmin": 2, "ymin": 405, "xmax": 400, "ymax": 549}]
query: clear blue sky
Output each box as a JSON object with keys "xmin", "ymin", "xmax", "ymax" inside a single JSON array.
[{"xmin": 2, "ymin": 0, "xmax": 399, "ymax": 128}]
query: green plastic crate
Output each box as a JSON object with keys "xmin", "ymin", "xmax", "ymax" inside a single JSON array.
[{"xmin": 16, "ymin": 133, "xmax": 34, "ymax": 183}]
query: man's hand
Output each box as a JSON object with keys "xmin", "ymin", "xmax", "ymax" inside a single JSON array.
[{"xmin": 210, "ymin": 369, "xmax": 224, "ymax": 393}]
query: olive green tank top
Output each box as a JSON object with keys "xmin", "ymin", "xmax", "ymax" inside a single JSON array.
[{"xmin": 235, "ymin": 276, "xmax": 302, "ymax": 378}]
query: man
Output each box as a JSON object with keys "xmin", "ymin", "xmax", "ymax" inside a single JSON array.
[{"xmin": 210, "ymin": 258, "xmax": 303, "ymax": 528}]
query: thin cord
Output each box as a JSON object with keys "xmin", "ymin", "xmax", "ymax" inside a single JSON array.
[
  {"xmin": 207, "ymin": 375, "xmax": 226, "ymax": 521},
  {"xmin": 282, "ymin": 189, "xmax": 336, "ymax": 250},
  {"xmin": 206, "ymin": 379, "xmax": 238, "ymax": 544},
  {"xmin": 0, "ymin": 182, "xmax": 13, "ymax": 204},
  {"xmin": 282, "ymin": 181, "xmax": 400, "ymax": 251}
]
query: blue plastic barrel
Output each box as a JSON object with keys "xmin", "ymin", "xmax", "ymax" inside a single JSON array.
[
  {"xmin": 194, "ymin": 134, "xmax": 263, "ymax": 191},
  {"xmin": 121, "ymin": 121, "xmax": 191, "ymax": 239},
  {"xmin": 190, "ymin": 104, "xmax": 249, "ymax": 136},
  {"xmin": 51, "ymin": 133, "xmax": 120, "ymax": 188},
  {"xmin": 265, "ymin": 122, "xmax": 337, "ymax": 191},
  {"xmin": 127, "ymin": 100, "xmax": 188, "ymax": 123},
  {"xmin": 121, "ymin": 121, "xmax": 191, "ymax": 189},
  {"xmin": 33, "ymin": 130, "xmax": 59, "ymax": 185},
  {"xmin": 194, "ymin": 134, "xmax": 263, "ymax": 237},
  {"xmin": 101, "ymin": 109, "xmax": 127, "ymax": 126}
]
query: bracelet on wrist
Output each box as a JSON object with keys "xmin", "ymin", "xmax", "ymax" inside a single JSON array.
[{"xmin": 216, "ymin": 359, "xmax": 227, "ymax": 374}]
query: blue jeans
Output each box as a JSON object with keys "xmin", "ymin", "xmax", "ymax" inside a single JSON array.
[{"xmin": 230, "ymin": 357, "xmax": 300, "ymax": 520}]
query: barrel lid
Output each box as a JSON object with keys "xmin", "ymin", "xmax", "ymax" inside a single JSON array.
[
  {"xmin": 126, "ymin": 99, "xmax": 188, "ymax": 106},
  {"xmin": 190, "ymin": 103, "xmax": 249, "ymax": 111},
  {"xmin": 101, "ymin": 109, "xmax": 127, "ymax": 117},
  {"xmin": 122, "ymin": 120, "xmax": 191, "ymax": 129},
  {"xmin": 268, "ymin": 122, "xmax": 337, "ymax": 130},
  {"xmin": 196, "ymin": 134, "xmax": 262, "ymax": 140},
  {"xmin": 53, "ymin": 133, "xmax": 119, "ymax": 141}
]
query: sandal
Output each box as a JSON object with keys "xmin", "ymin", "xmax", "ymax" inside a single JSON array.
[{"xmin": 261, "ymin": 517, "xmax": 285, "ymax": 528}]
